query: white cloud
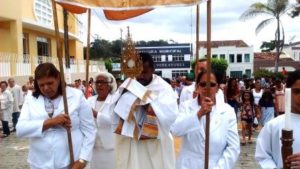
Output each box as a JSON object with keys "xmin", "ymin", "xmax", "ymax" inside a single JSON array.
[{"xmin": 79, "ymin": 0, "xmax": 300, "ymax": 52}]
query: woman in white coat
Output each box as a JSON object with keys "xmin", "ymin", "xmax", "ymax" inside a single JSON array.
[
  {"xmin": 16, "ymin": 63, "xmax": 97, "ymax": 169},
  {"xmin": 171, "ymin": 70, "xmax": 240, "ymax": 169},
  {"xmin": 87, "ymin": 72, "xmax": 117, "ymax": 169},
  {"xmin": 0, "ymin": 81, "xmax": 13, "ymax": 138}
]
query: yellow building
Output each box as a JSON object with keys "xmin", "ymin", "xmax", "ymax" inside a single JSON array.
[{"xmin": 0, "ymin": 0, "xmax": 90, "ymax": 78}]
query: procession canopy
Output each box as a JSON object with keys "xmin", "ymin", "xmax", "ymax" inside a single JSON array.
[
  {"xmin": 121, "ymin": 27, "xmax": 143, "ymax": 78},
  {"xmin": 56, "ymin": 0, "xmax": 205, "ymax": 20},
  {"xmin": 56, "ymin": 0, "xmax": 201, "ymax": 8},
  {"xmin": 103, "ymin": 9, "xmax": 153, "ymax": 20}
]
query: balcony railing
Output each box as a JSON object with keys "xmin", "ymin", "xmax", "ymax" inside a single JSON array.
[{"xmin": 0, "ymin": 52, "xmax": 105, "ymax": 77}]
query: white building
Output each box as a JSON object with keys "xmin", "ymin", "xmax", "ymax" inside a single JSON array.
[
  {"xmin": 199, "ymin": 40, "xmax": 254, "ymax": 78},
  {"xmin": 135, "ymin": 43, "xmax": 192, "ymax": 79},
  {"xmin": 281, "ymin": 41, "xmax": 300, "ymax": 61}
]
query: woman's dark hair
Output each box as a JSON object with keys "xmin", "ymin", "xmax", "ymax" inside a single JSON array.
[
  {"xmin": 241, "ymin": 90, "xmax": 254, "ymax": 104},
  {"xmin": 286, "ymin": 70, "xmax": 300, "ymax": 88},
  {"xmin": 0, "ymin": 81, "xmax": 8, "ymax": 86},
  {"xmin": 196, "ymin": 69, "xmax": 218, "ymax": 85},
  {"xmin": 226, "ymin": 78, "xmax": 239, "ymax": 98},
  {"xmin": 140, "ymin": 52, "xmax": 154, "ymax": 70},
  {"xmin": 32, "ymin": 63, "xmax": 62, "ymax": 98}
]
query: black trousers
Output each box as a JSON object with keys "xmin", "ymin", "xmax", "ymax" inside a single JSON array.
[
  {"xmin": 1, "ymin": 120, "xmax": 10, "ymax": 135},
  {"xmin": 12, "ymin": 112, "xmax": 20, "ymax": 129}
]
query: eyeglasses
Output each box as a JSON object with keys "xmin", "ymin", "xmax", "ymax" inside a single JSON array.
[
  {"xmin": 95, "ymin": 80, "xmax": 109, "ymax": 85},
  {"xmin": 292, "ymin": 88, "xmax": 300, "ymax": 95},
  {"xmin": 198, "ymin": 82, "xmax": 217, "ymax": 88}
]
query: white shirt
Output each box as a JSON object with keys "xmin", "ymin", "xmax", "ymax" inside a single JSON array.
[
  {"xmin": 255, "ymin": 113, "xmax": 300, "ymax": 169},
  {"xmin": 252, "ymin": 89, "xmax": 263, "ymax": 105}
]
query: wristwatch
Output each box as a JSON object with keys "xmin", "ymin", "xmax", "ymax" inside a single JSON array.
[{"xmin": 79, "ymin": 159, "xmax": 87, "ymax": 166}]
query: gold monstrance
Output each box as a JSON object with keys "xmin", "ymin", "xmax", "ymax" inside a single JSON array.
[{"xmin": 121, "ymin": 27, "xmax": 143, "ymax": 78}]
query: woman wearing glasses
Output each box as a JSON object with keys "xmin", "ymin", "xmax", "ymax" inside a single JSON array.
[
  {"xmin": 16, "ymin": 63, "xmax": 96, "ymax": 169},
  {"xmin": 171, "ymin": 70, "xmax": 240, "ymax": 169},
  {"xmin": 87, "ymin": 72, "xmax": 117, "ymax": 169}
]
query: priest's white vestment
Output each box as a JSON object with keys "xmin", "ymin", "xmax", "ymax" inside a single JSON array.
[{"xmin": 113, "ymin": 75, "xmax": 178, "ymax": 169}]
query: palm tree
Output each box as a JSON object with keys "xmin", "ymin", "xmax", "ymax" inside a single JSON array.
[
  {"xmin": 240, "ymin": 0, "xmax": 290, "ymax": 73},
  {"xmin": 291, "ymin": 0, "xmax": 300, "ymax": 17}
]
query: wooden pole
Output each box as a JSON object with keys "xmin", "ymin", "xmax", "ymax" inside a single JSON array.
[
  {"xmin": 63, "ymin": 9, "xmax": 70, "ymax": 68},
  {"xmin": 51, "ymin": 0, "xmax": 74, "ymax": 166},
  {"xmin": 85, "ymin": 9, "xmax": 91, "ymax": 98},
  {"xmin": 195, "ymin": 4, "xmax": 200, "ymax": 62},
  {"xmin": 204, "ymin": 0, "xmax": 212, "ymax": 169}
]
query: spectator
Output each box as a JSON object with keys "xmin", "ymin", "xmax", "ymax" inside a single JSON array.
[
  {"xmin": 0, "ymin": 81, "xmax": 13, "ymax": 138},
  {"xmin": 7, "ymin": 78, "xmax": 23, "ymax": 132}
]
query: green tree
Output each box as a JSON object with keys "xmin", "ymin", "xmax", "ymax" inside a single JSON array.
[
  {"xmin": 105, "ymin": 59, "xmax": 113, "ymax": 73},
  {"xmin": 260, "ymin": 40, "xmax": 276, "ymax": 52},
  {"xmin": 110, "ymin": 39, "xmax": 122, "ymax": 58},
  {"xmin": 190, "ymin": 58, "xmax": 228, "ymax": 82},
  {"xmin": 89, "ymin": 38, "xmax": 112, "ymax": 60},
  {"xmin": 212, "ymin": 58, "xmax": 228, "ymax": 83},
  {"xmin": 253, "ymin": 69, "xmax": 285, "ymax": 80},
  {"xmin": 135, "ymin": 40, "xmax": 169, "ymax": 47},
  {"xmin": 240, "ymin": 0, "xmax": 290, "ymax": 73}
]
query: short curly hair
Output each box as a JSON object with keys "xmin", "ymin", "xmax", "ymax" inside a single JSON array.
[{"xmin": 94, "ymin": 72, "xmax": 117, "ymax": 94}]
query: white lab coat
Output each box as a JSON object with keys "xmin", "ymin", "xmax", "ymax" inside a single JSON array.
[
  {"xmin": 87, "ymin": 94, "xmax": 116, "ymax": 169},
  {"xmin": 255, "ymin": 113, "xmax": 300, "ymax": 169},
  {"xmin": 16, "ymin": 87, "xmax": 97, "ymax": 169},
  {"xmin": 171, "ymin": 97, "xmax": 240, "ymax": 169},
  {"xmin": 8, "ymin": 84, "xmax": 23, "ymax": 112},
  {"xmin": 0, "ymin": 90, "xmax": 13, "ymax": 121},
  {"xmin": 179, "ymin": 83, "xmax": 195, "ymax": 104}
]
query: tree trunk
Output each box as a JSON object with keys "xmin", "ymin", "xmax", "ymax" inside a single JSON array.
[{"xmin": 275, "ymin": 17, "xmax": 280, "ymax": 73}]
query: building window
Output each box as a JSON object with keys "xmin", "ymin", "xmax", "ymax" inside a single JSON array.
[
  {"xmin": 173, "ymin": 54, "xmax": 184, "ymax": 61},
  {"xmin": 229, "ymin": 54, "xmax": 235, "ymax": 63},
  {"xmin": 237, "ymin": 54, "xmax": 242, "ymax": 63},
  {"xmin": 172, "ymin": 70, "xmax": 188, "ymax": 79},
  {"xmin": 23, "ymin": 33, "xmax": 30, "ymax": 63},
  {"xmin": 230, "ymin": 71, "xmax": 243, "ymax": 78},
  {"xmin": 220, "ymin": 54, "xmax": 225, "ymax": 59},
  {"xmin": 245, "ymin": 69, "xmax": 251, "ymax": 78},
  {"xmin": 37, "ymin": 36, "xmax": 51, "ymax": 57},
  {"xmin": 244, "ymin": 54, "xmax": 250, "ymax": 62},
  {"xmin": 212, "ymin": 54, "xmax": 218, "ymax": 58},
  {"xmin": 34, "ymin": 0, "xmax": 53, "ymax": 25},
  {"xmin": 152, "ymin": 55, "xmax": 162, "ymax": 62}
]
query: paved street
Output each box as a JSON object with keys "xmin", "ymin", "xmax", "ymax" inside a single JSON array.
[
  {"xmin": 0, "ymin": 128, "xmax": 260, "ymax": 169},
  {"xmin": 0, "ymin": 133, "xmax": 29, "ymax": 169}
]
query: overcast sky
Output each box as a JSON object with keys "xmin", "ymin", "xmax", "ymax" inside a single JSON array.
[{"xmin": 80, "ymin": 0, "xmax": 300, "ymax": 52}]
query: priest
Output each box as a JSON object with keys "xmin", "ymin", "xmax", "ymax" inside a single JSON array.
[{"xmin": 112, "ymin": 53, "xmax": 178, "ymax": 169}]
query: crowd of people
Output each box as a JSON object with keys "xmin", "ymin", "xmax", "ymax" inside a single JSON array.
[{"xmin": 0, "ymin": 52, "xmax": 300, "ymax": 169}]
